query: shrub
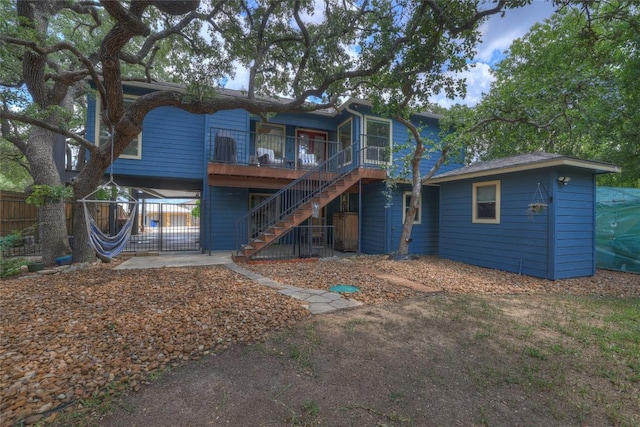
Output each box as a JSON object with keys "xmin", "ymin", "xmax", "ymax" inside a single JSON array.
[{"xmin": 0, "ymin": 257, "xmax": 26, "ymax": 278}]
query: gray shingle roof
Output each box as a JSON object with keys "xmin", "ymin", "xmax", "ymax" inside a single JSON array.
[{"xmin": 429, "ymin": 152, "xmax": 619, "ymax": 183}]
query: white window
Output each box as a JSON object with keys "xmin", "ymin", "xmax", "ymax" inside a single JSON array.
[
  {"xmin": 402, "ymin": 191, "xmax": 421, "ymax": 224},
  {"xmin": 255, "ymin": 122, "xmax": 286, "ymax": 162},
  {"xmin": 472, "ymin": 180, "xmax": 501, "ymax": 224},
  {"xmin": 364, "ymin": 116, "xmax": 391, "ymax": 163},
  {"xmin": 337, "ymin": 118, "xmax": 353, "ymax": 165},
  {"xmin": 95, "ymin": 95, "xmax": 142, "ymax": 159}
]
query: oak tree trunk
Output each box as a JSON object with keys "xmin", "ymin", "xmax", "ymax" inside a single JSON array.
[{"xmin": 26, "ymin": 127, "xmax": 70, "ymax": 264}]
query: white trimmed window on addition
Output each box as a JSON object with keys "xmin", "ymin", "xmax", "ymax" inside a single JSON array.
[
  {"xmin": 472, "ymin": 180, "xmax": 500, "ymax": 224},
  {"xmin": 95, "ymin": 95, "xmax": 142, "ymax": 159},
  {"xmin": 364, "ymin": 116, "xmax": 392, "ymax": 164},
  {"xmin": 402, "ymin": 191, "xmax": 421, "ymax": 224}
]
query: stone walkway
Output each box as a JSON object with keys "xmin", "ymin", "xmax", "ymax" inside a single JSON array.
[
  {"xmin": 224, "ymin": 264, "xmax": 363, "ymax": 314},
  {"xmin": 225, "ymin": 264, "xmax": 362, "ymax": 314},
  {"xmin": 116, "ymin": 253, "xmax": 362, "ymax": 315}
]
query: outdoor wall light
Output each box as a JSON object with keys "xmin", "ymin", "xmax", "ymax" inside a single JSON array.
[{"xmin": 557, "ymin": 176, "xmax": 572, "ymax": 185}]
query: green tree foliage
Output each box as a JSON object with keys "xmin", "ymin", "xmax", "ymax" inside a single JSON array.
[
  {"xmin": 451, "ymin": 1, "xmax": 639, "ymax": 187},
  {"xmin": 0, "ymin": 138, "xmax": 31, "ymax": 191}
]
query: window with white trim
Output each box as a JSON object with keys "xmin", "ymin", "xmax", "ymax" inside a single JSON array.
[
  {"xmin": 95, "ymin": 95, "xmax": 142, "ymax": 159},
  {"xmin": 402, "ymin": 191, "xmax": 421, "ymax": 224},
  {"xmin": 472, "ymin": 180, "xmax": 501, "ymax": 224},
  {"xmin": 364, "ymin": 116, "xmax": 391, "ymax": 163},
  {"xmin": 337, "ymin": 119, "xmax": 353, "ymax": 165}
]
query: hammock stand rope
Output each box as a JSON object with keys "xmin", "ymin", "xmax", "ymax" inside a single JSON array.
[{"xmin": 79, "ymin": 125, "xmax": 138, "ymax": 261}]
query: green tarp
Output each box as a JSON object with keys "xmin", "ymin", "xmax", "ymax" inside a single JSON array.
[{"xmin": 597, "ymin": 187, "xmax": 640, "ymax": 273}]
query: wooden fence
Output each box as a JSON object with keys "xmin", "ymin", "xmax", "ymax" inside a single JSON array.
[{"xmin": 0, "ymin": 191, "xmax": 74, "ymax": 238}]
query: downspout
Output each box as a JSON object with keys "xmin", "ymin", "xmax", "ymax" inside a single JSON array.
[
  {"xmin": 346, "ymin": 105, "xmax": 364, "ymax": 254},
  {"xmin": 202, "ymin": 121, "xmax": 212, "ymax": 254},
  {"xmin": 548, "ymin": 171, "xmax": 556, "ymax": 279},
  {"xmin": 358, "ymin": 179, "xmax": 362, "ymax": 254}
]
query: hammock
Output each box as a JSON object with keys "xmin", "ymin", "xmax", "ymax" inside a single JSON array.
[
  {"xmin": 79, "ymin": 124, "xmax": 138, "ymax": 262},
  {"xmin": 80, "ymin": 181, "xmax": 138, "ymax": 262},
  {"xmin": 82, "ymin": 199, "xmax": 137, "ymax": 261}
]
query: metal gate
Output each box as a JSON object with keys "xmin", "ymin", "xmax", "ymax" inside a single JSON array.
[{"xmin": 124, "ymin": 202, "xmax": 200, "ymax": 252}]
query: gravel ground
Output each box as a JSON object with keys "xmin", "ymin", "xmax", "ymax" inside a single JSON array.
[
  {"xmin": 1, "ymin": 255, "xmax": 639, "ymax": 426},
  {"xmin": 247, "ymin": 255, "xmax": 640, "ymax": 298}
]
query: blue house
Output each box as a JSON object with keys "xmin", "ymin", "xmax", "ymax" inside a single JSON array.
[
  {"xmin": 72, "ymin": 82, "xmax": 454, "ymax": 261},
  {"xmin": 69, "ymin": 82, "xmax": 619, "ymax": 280}
]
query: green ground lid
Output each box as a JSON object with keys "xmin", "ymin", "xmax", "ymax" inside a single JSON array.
[{"xmin": 330, "ymin": 284, "xmax": 360, "ymax": 293}]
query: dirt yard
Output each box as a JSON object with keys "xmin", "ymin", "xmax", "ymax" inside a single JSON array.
[{"xmin": 1, "ymin": 256, "xmax": 639, "ymax": 426}]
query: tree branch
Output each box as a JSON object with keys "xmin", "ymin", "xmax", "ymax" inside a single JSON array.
[
  {"xmin": 468, "ymin": 111, "xmax": 567, "ymax": 134},
  {"xmin": 291, "ymin": 0, "xmax": 311, "ymax": 92},
  {"xmin": 2, "ymin": 36, "xmax": 106, "ymax": 101},
  {"xmin": 248, "ymin": 2, "xmax": 278, "ymax": 99},
  {"xmin": 0, "ymin": 109, "xmax": 95, "ymax": 152},
  {"xmin": 421, "ymin": 147, "xmax": 449, "ymax": 183}
]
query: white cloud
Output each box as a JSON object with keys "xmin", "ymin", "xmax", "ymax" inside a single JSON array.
[
  {"xmin": 430, "ymin": 63, "xmax": 495, "ymax": 108},
  {"xmin": 223, "ymin": 62, "xmax": 251, "ymax": 91},
  {"xmin": 477, "ymin": 1, "xmax": 555, "ymax": 62},
  {"xmin": 431, "ymin": 1, "xmax": 556, "ymax": 108},
  {"xmin": 298, "ymin": 0, "xmax": 326, "ymax": 24}
]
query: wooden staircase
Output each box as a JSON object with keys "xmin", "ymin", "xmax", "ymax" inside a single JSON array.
[{"xmin": 232, "ymin": 168, "xmax": 362, "ymax": 262}]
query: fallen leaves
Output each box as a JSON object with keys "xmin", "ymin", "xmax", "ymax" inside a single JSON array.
[{"xmin": 0, "ymin": 265, "xmax": 308, "ymax": 426}]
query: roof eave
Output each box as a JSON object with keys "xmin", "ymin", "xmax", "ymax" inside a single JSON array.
[
  {"xmin": 428, "ymin": 158, "xmax": 621, "ymax": 184},
  {"xmin": 119, "ymin": 81, "xmax": 442, "ymax": 120},
  {"xmin": 338, "ymin": 98, "xmax": 443, "ymax": 120}
]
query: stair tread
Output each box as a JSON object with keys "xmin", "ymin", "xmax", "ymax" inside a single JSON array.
[{"xmin": 238, "ymin": 167, "xmax": 362, "ymax": 259}]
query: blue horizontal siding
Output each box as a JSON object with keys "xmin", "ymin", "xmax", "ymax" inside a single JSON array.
[
  {"xmin": 387, "ymin": 185, "xmax": 439, "ymax": 255},
  {"xmin": 125, "ymin": 107, "xmax": 204, "ymax": 179},
  {"xmin": 360, "ymin": 182, "xmax": 388, "ymax": 254},
  {"xmin": 208, "ymin": 187, "xmax": 249, "ymax": 250},
  {"xmin": 439, "ymin": 167, "xmax": 598, "ymax": 280},
  {"xmin": 553, "ymin": 170, "xmax": 596, "ymax": 278},
  {"xmin": 265, "ymin": 112, "xmax": 339, "ymax": 132},
  {"xmin": 439, "ymin": 170, "xmax": 553, "ymax": 278},
  {"xmin": 86, "ymin": 97, "xmax": 205, "ymax": 180},
  {"xmin": 389, "ymin": 116, "xmax": 462, "ymax": 178},
  {"xmin": 208, "ymin": 109, "xmax": 250, "ymax": 163}
]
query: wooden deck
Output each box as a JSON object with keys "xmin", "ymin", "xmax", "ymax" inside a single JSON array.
[{"xmin": 207, "ymin": 163, "xmax": 386, "ymax": 190}]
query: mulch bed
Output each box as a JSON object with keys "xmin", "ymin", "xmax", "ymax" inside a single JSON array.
[
  {"xmin": 245, "ymin": 255, "xmax": 640, "ymax": 298},
  {"xmin": 1, "ymin": 255, "xmax": 639, "ymax": 426},
  {"xmin": 0, "ymin": 265, "xmax": 308, "ymax": 426}
]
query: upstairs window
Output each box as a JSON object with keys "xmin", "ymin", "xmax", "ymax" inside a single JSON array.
[
  {"xmin": 337, "ymin": 119, "xmax": 353, "ymax": 165},
  {"xmin": 472, "ymin": 180, "xmax": 501, "ymax": 224},
  {"xmin": 255, "ymin": 122, "xmax": 286, "ymax": 160},
  {"xmin": 364, "ymin": 116, "xmax": 391, "ymax": 163},
  {"xmin": 95, "ymin": 95, "xmax": 142, "ymax": 159}
]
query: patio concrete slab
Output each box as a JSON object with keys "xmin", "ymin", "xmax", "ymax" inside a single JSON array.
[{"xmin": 115, "ymin": 251, "xmax": 232, "ymax": 270}]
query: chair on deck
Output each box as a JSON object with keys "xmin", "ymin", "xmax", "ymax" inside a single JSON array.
[
  {"xmin": 298, "ymin": 153, "xmax": 317, "ymax": 168},
  {"xmin": 256, "ymin": 147, "xmax": 285, "ymax": 166},
  {"xmin": 214, "ymin": 130, "xmax": 237, "ymax": 163}
]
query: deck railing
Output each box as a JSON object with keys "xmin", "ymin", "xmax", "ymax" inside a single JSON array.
[
  {"xmin": 234, "ymin": 143, "xmax": 382, "ymax": 260},
  {"xmin": 249, "ymin": 224, "xmax": 335, "ymax": 260},
  {"xmin": 209, "ymin": 128, "xmax": 345, "ymax": 170}
]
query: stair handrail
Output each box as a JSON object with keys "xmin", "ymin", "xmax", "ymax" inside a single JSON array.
[{"xmin": 235, "ymin": 144, "xmax": 366, "ymax": 253}]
